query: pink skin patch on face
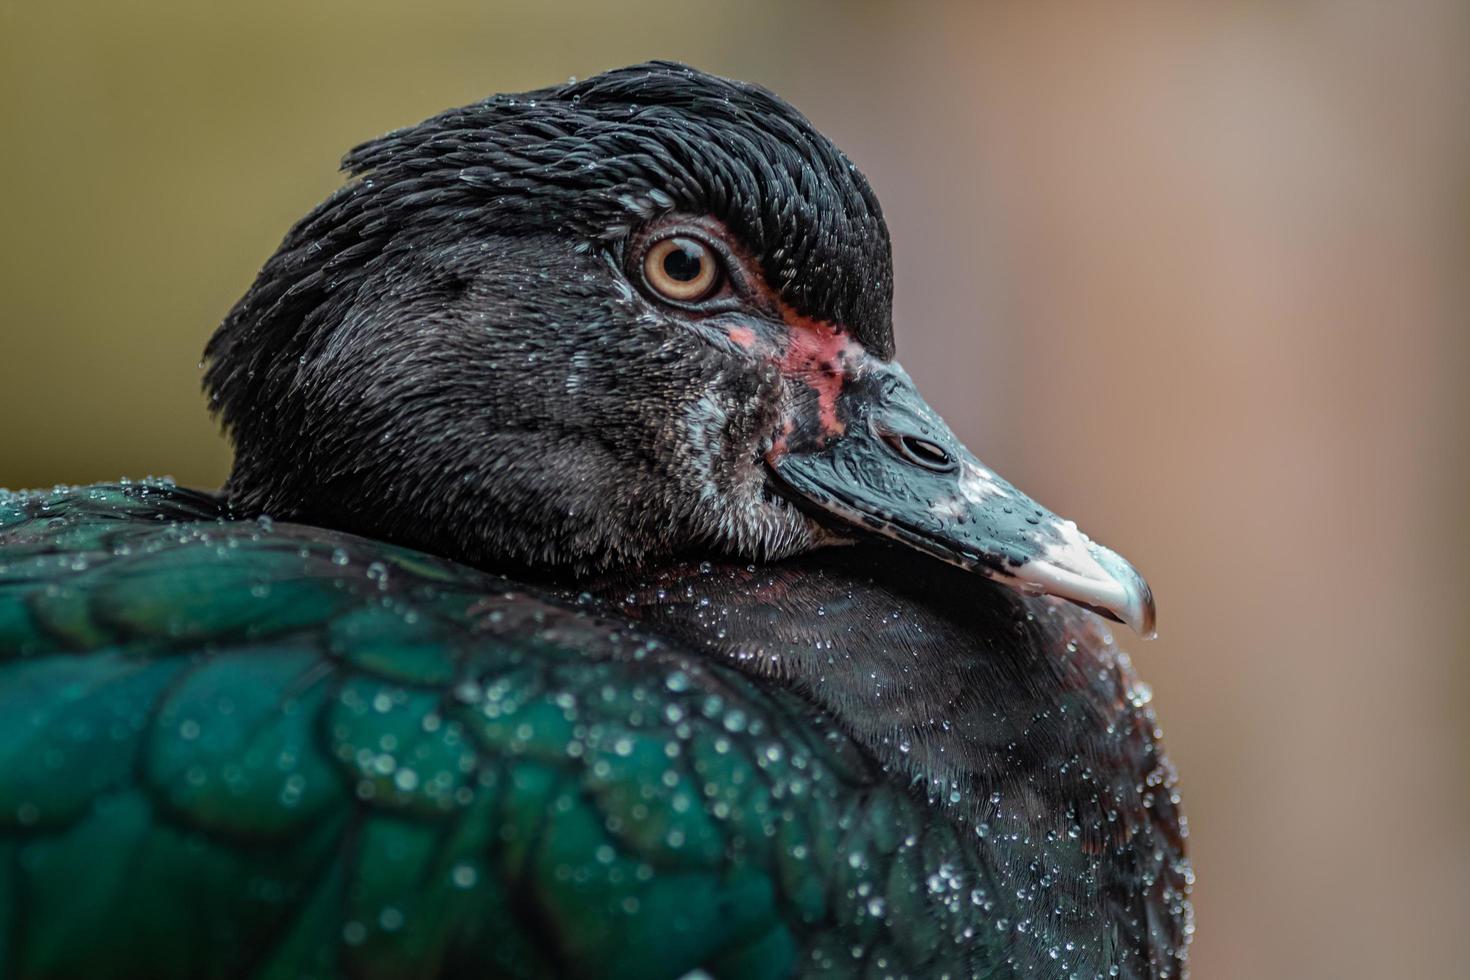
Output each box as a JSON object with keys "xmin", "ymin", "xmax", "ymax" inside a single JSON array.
[
  {"xmin": 727, "ymin": 325, "xmax": 757, "ymax": 349},
  {"xmin": 777, "ymin": 308, "xmax": 864, "ymax": 440}
]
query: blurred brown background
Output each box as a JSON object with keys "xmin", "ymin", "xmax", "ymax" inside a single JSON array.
[{"xmin": 3, "ymin": 1, "xmax": 1467, "ymax": 975}]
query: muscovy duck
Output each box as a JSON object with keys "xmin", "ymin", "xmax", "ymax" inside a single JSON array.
[{"xmin": 0, "ymin": 62, "xmax": 1189, "ymax": 979}]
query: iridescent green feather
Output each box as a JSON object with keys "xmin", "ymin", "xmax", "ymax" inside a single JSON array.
[{"xmin": 0, "ymin": 483, "xmax": 990, "ymax": 979}]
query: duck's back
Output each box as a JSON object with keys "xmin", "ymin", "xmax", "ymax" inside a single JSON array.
[{"xmin": 0, "ymin": 482, "xmax": 1018, "ymax": 980}]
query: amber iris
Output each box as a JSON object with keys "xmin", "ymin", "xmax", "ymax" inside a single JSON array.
[{"xmin": 642, "ymin": 236, "xmax": 721, "ymax": 303}]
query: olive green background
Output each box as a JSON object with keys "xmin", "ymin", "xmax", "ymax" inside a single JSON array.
[{"xmin": 3, "ymin": 2, "xmax": 1468, "ymax": 976}]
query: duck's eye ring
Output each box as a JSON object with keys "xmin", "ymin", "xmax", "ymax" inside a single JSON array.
[{"xmin": 642, "ymin": 236, "xmax": 722, "ymax": 304}]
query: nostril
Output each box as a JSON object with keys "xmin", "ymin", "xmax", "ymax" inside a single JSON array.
[
  {"xmin": 882, "ymin": 432, "xmax": 956, "ymax": 472},
  {"xmin": 901, "ymin": 436, "xmax": 955, "ymax": 470}
]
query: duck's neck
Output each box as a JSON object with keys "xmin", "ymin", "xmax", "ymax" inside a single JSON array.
[{"xmin": 583, "ymin": 545, "xmax": 1191, "ymax": 976}]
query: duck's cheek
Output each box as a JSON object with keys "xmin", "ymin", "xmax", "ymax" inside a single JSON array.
[
  {"xmin": 676, "ymin": 391, "xmax": 827, "ymax": 561},
  {"xmin": 671, "ymin": 318, "xmax": 778, "ymax": 374},
  {"xmin": 677, "ymin": 307, "xmax": 868, "ymax": 462},
  {"xmin": 763, "ymin": 315, "xmax": 870, "ymax": 454},
  {"xmin": 726, "ymin": 324, "xmax": 759, "ymax": 350}
]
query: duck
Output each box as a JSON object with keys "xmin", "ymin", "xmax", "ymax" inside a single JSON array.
[{"xmin": 0, "ymin": 62, "xmax": 1190, "ymax": 979}]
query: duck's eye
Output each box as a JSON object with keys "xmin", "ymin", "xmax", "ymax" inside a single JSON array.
[{"xmin": 642, "ymin": 236, "xmax": 722, "ymax": 304}]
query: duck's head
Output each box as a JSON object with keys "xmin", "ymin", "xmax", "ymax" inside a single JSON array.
[{"xmin": 205, "ymin": 61, "xmax": 1154, "ymax": 636}]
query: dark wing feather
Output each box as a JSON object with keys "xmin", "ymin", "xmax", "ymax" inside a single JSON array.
[{"xmin": 0, "ymin": 483, "xmax": 1001, "ymax": 979}]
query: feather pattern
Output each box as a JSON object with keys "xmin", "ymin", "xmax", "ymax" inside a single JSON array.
[{"xmin": 0, "ymin": 483, "xmax": 1188, "ymax": 978}]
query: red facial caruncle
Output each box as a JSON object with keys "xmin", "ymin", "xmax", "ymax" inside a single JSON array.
[{"xmin": 774, "ymin": 308, "xmax": 864, "ymax": 442}]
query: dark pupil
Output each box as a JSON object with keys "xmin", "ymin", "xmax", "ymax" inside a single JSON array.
[{"xmin": 662, "ymin": 241, "xmax": 704, "ymax": 282}]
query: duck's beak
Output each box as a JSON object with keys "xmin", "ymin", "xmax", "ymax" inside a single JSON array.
[{"xmin": 766, "ymin": 360, "xmax": 1156, "ymax": 637}]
